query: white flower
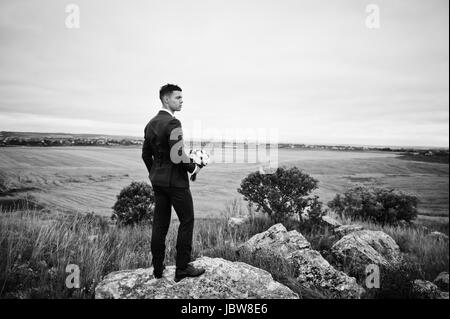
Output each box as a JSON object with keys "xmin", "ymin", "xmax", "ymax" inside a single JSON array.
[{"xmin": 189, "ymin": 149, "xmax": 210, "ymax": 166}]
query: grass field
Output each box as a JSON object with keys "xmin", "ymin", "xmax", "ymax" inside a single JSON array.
[
  {"xmin": 0, "ymin": 146, "xmax": 448, "ymax": 298},
  {"xmin": 0, "ymin": 204, "xmax": 447, "ymax": 299},
  {"xmin": 0, "ymin": 146, "xmax": 448, "ymax": 221}
]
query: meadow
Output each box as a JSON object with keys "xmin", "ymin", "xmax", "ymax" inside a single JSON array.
[
  {"xmin": 0, "ymin": 146, "xmax": 448, "ymax": 298},
  {"xmin": 0, "ymin": 202, "xmax": 447, "ymax": 299},
  {"xmin": 0, "ymin": 146, "xmax": 448, "ymax": 222}
]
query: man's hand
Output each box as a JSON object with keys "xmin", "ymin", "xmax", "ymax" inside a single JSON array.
[
  {"xmin": 190, "ymin": 164, "xmax": 202, "ymax": 181},
  {"xmin": 192, "ymin": 164, "xmax": 202, "ymax": 175}
]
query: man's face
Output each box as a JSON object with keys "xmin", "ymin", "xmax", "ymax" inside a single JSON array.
[{"xmin": 164, "ymin": 90, "xmax": 183, "ymax": 112}]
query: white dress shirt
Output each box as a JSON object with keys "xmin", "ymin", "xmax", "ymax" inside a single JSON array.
[{"xmin": 160, "ymin": 108, "xmax": 174, "ymax": 117}]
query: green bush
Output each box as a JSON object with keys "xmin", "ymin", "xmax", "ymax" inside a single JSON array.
[
  {"xmin": 327, "ymin": 185, "xmax": 419, "ymax": 225},
  {"xmin": 237, "ymin": 166, "xmax": 326, "ymax": 224},
  {"xmin": 111, "ymin": 181, "xmax": 155, "ymax": 226},
  {"xmin": 364, "ymin": 258, "xmax": 424, "ymax": 299},
  {"xmin": 302, "ymin": 196, "xmax": 328, "ymax": 230}
]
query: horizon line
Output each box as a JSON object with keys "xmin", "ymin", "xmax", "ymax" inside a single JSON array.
[{"xmin": 1, "ymin": 130, "xmax": 448, "ymax": 150}]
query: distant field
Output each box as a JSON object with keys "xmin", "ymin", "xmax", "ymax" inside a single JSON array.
[{"xmin": 0, "ymin": 146, "xmax": 448, "ymax": 221}]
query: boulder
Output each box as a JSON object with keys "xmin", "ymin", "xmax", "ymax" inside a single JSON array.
[
  {"xmin": 433, "ymin": 272, "xmax": 449, "ymax": 292},
  {"xmin": 427, "ymin": 231, "xmax": 449, "ymax": 242},
  {"xmin": 95, "ymin": 256, "xmax": 298, "ymax": 299},
  {"xmin": 321, "ymin": 215, "xmax": 342, "ymax": 229},
  {"xmin": 238, "ymin": 223, "xmax": 311, "ymax": 256},
  {"xmin": 333, "ymin": 224, "xmax": 364, "ymax": 239},
  {"xmin": 238, "ymin": 224, "xmax": 364, "ymax": 299},
  {"xmin": 227, "ymin": 217, "xmax": 248, "ymax": 228},
  {"xmin": 331, "ymin": 230, "xmax": 401, "ymax": 271},
  {"xmin": 413, "ymin": 280, "xmax": 449, "ymax": 299}
]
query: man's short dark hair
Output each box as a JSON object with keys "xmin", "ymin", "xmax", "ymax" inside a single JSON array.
[{"xmin": 159, "ymin": 84, "xmax": 182, "ymax": 101}]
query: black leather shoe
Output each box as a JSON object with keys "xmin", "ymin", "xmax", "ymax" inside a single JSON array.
[
  {"xmin": 174, "ymin": 264, "xmax": 205, "ymax": 282},
  {"xmin": 153, "ymin": 264, "xmax": 166, "ymax": 279}
]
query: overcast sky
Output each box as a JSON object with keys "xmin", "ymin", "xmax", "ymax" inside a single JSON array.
[{"xmin": 0, "ymin": 0, "xmax": 448, "ymax": 147}]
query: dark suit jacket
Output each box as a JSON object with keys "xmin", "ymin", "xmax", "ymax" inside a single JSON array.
[{"xmin": 142, "ymin": 110, "xmax": 196, "ymax": 188}]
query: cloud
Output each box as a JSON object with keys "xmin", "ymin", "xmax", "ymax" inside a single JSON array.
[
  {"xmin": 0, "ymin": 0, "xmax": 448, "ymax": 147},
  {"xmin": 0, "ymin": 112, "xmax": 142, "ymax": 136}
]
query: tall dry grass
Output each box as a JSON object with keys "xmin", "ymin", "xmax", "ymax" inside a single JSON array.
[
  {"xmin": 0, "ymin": 198, "xmax": 275, "ymax": 298},
  {"xmin": 0, "ymin": 198, "xmax": 448, "ymax": 299}
]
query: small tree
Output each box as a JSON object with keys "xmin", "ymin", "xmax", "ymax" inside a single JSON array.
[
  {"xmin": 327, "ymin": 185, "xmax": 419, "ymax": 225},
  {"xmin": 304, "ymin": 195, "xmax": 327, "ymax": 226},
  {"xmin": 237, "ymin": 166, "xmax": 322, "ymax": 223},
  {"xmin": 111, "ymin": 181, "xmax": 155, "ymax": 226}
]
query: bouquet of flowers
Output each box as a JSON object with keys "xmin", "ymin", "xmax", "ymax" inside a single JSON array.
[{"xmin": 189, "ymin": 149, "xmax": 210, "ymax": 181}]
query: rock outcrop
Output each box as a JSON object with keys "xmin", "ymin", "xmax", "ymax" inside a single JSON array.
[
  {"xmin": 227, "ymin": 216, "xmax": 249, "ymax": 228},
  {"xmin": 433, "ymin": 272, "xmax": 449, "ymax": 292},
  {"xmin": 331, "ymin": 229, "xmax": 401, "ymax": 271},
  {"xmin": 237, "ymin": 224, "xmax": 364, "ymax": 299},
  {"xmin": 239, "ymin": 223, "xmax": 311, "ymax": 253},
  {"xmin": 333, "ymin": 224, "xmax": 364, "ymax": 239},
  {"xmin": 321, "ymin": 215, "xmax": 342, "ymax": 229},
  {"xmin": 413, "ymin": 280, "xmax": 449, "ymax": 299},
  {"xmin": 95, "ymin": 256, "xmax": 298, "ymax": 299},
  {"xmin": 427, "ymin": 231, "xmax": 449, "ymax": 242}
]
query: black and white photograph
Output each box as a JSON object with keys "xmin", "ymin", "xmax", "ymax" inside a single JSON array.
[{"xmin": 0, "ymin": 0, "xmax": 448, "ymax": 305}]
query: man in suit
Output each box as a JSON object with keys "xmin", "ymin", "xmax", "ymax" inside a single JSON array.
[{"xmin": 142, "ymin": 84, "xmax": 205, "ymax": 282}]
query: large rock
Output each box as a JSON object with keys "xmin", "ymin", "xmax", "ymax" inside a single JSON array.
[
  {"xmin": 333, "ymin": 224, "xmax": 364, "ymax": 239},
  {"xmin": 238, "ymin": 224, "xmax": 364, "ymax": 299},
  {"xmin": 238, "ymin": 223, "xmax": 311, "ymax": 256},
  {"xmin": 321, "ymin": 215, "xmax": 342, "ymax": 229},
  {"xmin": 413, "ymin": 280, "xmax": 449, "ymax": 299},
  {"xmin": 227, "ymin": 216, "xmax": 249, "ymax": 228},
  {"xmin": 433, "ymin": 272, "xmax": 449, "ymax": 292},
  {"xmin": 331, "ymin": 230, "xmax": 401, "ymax": 270},
  {"xmin": 95, "ymin": 256, "xmax": 298, "ymax": 299},
  {"xmin": 427, "ymin": 231, "xmax": 449, "ymax": 242}
]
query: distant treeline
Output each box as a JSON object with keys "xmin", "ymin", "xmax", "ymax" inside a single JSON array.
[
  {"xmin": 396, "ymin": 151, "xmax": 449, "ymax": 164},
  {"xmin": 0, "ymin": 137, "xmax": 143, "ymax": 147},
  {"xmin": 0, "ymin": 133, "xmax": 448, "ymax": 159},
  {"xmin": 278, "ymin": 143, "xmax": 449, "ymax": 156}
]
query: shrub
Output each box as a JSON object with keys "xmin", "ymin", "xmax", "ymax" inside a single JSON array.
[
  {"xmin": 302, "ymin": 196, "xmax": 327, "ymax": 230},
  {"xmin": 364, "ymin": 257, "xmax": 424, "ymax": 299},
  {"xmin": 327, "ymin": 185, "xmax": 418, "ymax": 225},
  {"xmin": 111, "ymin": 181, "xmax": 155, "ymax": 226},
  {"xmin": 237, "ymin": 166, "xmax": 325, "ymax": 224}
]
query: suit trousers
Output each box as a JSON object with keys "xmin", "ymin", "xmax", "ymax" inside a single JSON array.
[{"xmin": 151, "ymin": 185, "xmax": 194, "ymax": 270}]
